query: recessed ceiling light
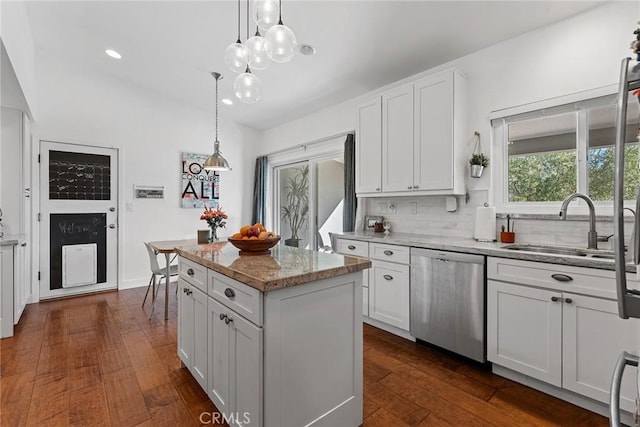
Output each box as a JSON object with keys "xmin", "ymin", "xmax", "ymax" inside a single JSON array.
[
  {"xmin": 221, "ymin": 98, "xmax": 233, "ymax": 105},
  {"xmin": 105, "ymin": 49, "xmax": 122, "ymax": 59},
  {"xmin": 298, "ymin": 43, "xmax": 316, "ymax": 56}
]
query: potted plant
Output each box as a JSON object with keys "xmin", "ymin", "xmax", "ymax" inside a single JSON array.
[
  {"xmin": 281, "ymin": 166, "xmax": 309, "ymax": 247},
  {"xmin": 469, "ymin": 153, "xmax": 489, "ymax": 178}
]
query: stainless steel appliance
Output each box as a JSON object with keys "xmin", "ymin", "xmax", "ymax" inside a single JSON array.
[
  {"xmin": 611, "ymin": 56, "xmax": 640, "ymax": 426},
  {"xmin": 410, "ymin": 248, "xmax": 486, "ymax": 363}
]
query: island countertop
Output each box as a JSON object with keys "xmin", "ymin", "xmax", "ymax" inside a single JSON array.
[{"xmin": 175, "ymin": 242, "xmax": 371, "ymax": 292}]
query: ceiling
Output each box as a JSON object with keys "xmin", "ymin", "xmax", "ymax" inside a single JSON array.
[{"xmin": 24, "ymin": 0, "xmax": 604, "ymax": 131}]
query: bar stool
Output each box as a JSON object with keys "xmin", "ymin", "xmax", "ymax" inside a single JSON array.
[{"xmin": 142, "ymin": 242, "xmax": 178, "ymax": 318}]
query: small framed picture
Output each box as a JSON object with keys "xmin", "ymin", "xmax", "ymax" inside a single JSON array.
[{"xmin": 365, "ymin": 216, "xmax": 383, "ymax": 230}]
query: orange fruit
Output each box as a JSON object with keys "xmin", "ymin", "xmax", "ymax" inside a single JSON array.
[
  {"xmin": 231, "ymin": 233, "xmax": 243, "ymax": 239},
  {"xmin": 249, "ymin": 236, "xmax": 258, "ymax": 240},
  {"xmin": 240, "ymin": 225, "xmax": 251, "ymax": 236},
  {"xmin": 254, "ymin": 223, "xmax": 265, "ymax": 232}
]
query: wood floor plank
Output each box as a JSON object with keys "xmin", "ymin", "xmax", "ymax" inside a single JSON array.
[
  {"xmin": 26, "ymin": 373, "xmax": 69, "ymax": 426},
  {"xmin": 103, "ymin": 367, "xmax": 151, "ymax": 427},
  {"xmin": 0, "ymin": 371, "xmax": 36, "ymax": 427},
  {"xmin": 363, "ymin": 407, "xmax": 412, "ymax": 427},
  {"xmin": 68, "ymin": 383, "xmax": 110, "ymax": 427},
  {"xmin": 98, "ymin": 347, "xmax": 132, "ymax": 375},
  {"xmin": 364, "ymin": 377, "xmax": 431, "ymax": 425}
]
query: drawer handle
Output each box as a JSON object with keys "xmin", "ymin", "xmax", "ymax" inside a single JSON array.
[
  {"xmin": 551, "ymin": 296, "xmax": 573, "ymax": 304},
  {"xmin": 185, "ymin": 289, "xmax": 192, "ymax": 296},
  {"xmin": 383, "ymin": 274, "xmax": 393, "ymax": 281},
  {"xmin": 219, "ymin": 313, "xmax": 227, "ymax": 321},
  {"xmin": 224, "ymin": 316, "xmax": 234, "ymax": 325},
  {"xmin": 347, "ymin": 245, "xmax": 356, "ymax": 250},
  {"xmin": 187, "ymin": 268, "xmax": 195, "ymax": 276},
  {"xmin": 551, "ymin": 273, "xmax": 573, "ymax": 282},
  {"xmin": 224, "ymin": 288, "xmax": 236, "ymax": 298},
  {"xmin": 383, "ymin": 250, "xmax": 394, "ymax": 256}
]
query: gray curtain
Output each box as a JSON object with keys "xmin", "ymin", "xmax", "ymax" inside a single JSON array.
[
  {"xmin": 252, "ymin": 156, "xmax": 268, "ymax": 225},
  {"xmin": 343, "ymin": 133, "xmax": 356, "ymax": 232}
]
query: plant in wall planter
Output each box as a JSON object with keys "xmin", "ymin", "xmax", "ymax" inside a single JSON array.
[
  {"xmin": 281, "ymin": 165, "xmax": 309, "ymax": 248},
  {"xmin": 469, "ymin": 131, "xmax": 488, "ymax": 178}
]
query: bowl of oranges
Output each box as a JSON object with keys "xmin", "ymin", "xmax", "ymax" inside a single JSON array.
[{"xmin": 228, "ymin": 223, "xmax": 281, "ymax": 255}]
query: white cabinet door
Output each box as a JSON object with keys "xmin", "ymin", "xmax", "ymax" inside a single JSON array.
[
  {"xmin": 355, "ymin": 97, "xmax": 382, "ymax": 194},
  {"xmin": 363, "ymin": 287, "xmax": 369, "ymax": 317},
  {"xmin": 487, "ymin": 280, "xmax": 562, "ymax": 386},
  {"xmin": 413, "ymin": 72, "xmax": 454, "ymax": 191},
  {"xmin": 369, "ymin": 260, "xmax": 410, "ymax": 330},
  {"xmin": 230, "ymin": 312, "xmax": 263, "ymax": 427},
  {"xmin": 382, "ymin": 84, "xmax": 414, "ymax": 193},
  {"xmin": 562, "ymin": 293, "xmax": 640, "ymax": 412},
  {"xmin": 208, "ymin": 297, "xmax": 232, "ymax": 415},
  {"xmin": 191, "ymin": 285, "xmax": 208, "ymax": 391},
  {"xmin": 0, "ymin": 246, "xmax": 14, "ymax": 338},
  {"xmin": 177, "ymin": 280, "xmax": 194, "ymax": 367},
  {"xmin": 14, "ymin": 242, "xmax": 26, "ymax": 323}
]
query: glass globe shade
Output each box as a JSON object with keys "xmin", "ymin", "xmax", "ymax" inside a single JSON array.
[
  {"xmin": 245, "ymin": 35, "xmax": 270, "ymax": 71},
  {"xmin": 252, "ymin": 0, "xmax": 279, "ymax": 31},
  {"xmin": 233, "ymin": 71, "xmax": 262, "ymax": 104},
  {"xmin": 224, "ymin": 42, "xmax": 248, "ymax": 74},
  {"xmin": 264, "ymin": 24, "xmax": 297, "ymax": 63}
]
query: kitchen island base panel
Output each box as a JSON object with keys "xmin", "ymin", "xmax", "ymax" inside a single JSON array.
[
  {"xmin": 264, "ymin": 273, "xmax": 363, "ymax": 427},
  {"xmin": 492, "ymin": 365, "xmax": 634, "ymax": 426},
  {"xmin": 363, "ymin": 316, "xmax": 416, "ymax": 342}
]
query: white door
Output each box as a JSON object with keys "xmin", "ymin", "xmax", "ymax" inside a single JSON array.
[
  {"xmin": 487, "ymin": 281, "xmax": 562, "ymax": 386},
  {"xmin": 39, "ymin": 141, "xmax": 118, "ymax": 298},
  {"xmin": 382, "ymin": 84, "xmax": 414, "ymax": 193},
  {"xmin": 562, "ymin": 293, "xmax": 640, "ymax": 412},
  {"xmin": 355, "ymin": 97, "xmax": 382, "ymax": 194},
  {"xmin": 369, "ymin": 259, "xmax": 410, "ymax": 330}
]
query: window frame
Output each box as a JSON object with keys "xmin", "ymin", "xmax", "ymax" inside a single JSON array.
[{"xmin": 490, "ymin": 85, "xmax": 638, "ymax": 215}]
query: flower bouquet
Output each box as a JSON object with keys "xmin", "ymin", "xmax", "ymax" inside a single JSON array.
[{"xmin": 200, "ymin": 206, "xmax": 227, "ymax": 242}]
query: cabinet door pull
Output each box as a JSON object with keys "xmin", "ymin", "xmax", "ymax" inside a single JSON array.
[
  {"xmin": 347, "ymin": 245, "xmax": 356, "ymax": 250},
  {"xmin": 564, "ymin": 298, "xmax": 573, "ymax": 304},
  {"xmin": 551, "ymin": 296, "xmax": 560, "ymax": 302},
  {"xmin": 383, "ymin": 274, "xmax": 393, "ymax": 281},
  {"xmin": 187, "ymin": 268, "xmax": 195, "ymax": 276},
  {"xmin": 224, "ymin": 316, "xmax": 234, "ymax": 325},
  {"xmin": 551, "ymin": 273, "xmax": 573, "ymax": 282},
  {"xmin": 407, "ymin": 186, "xmax": 412, "ymax": 190},
  {"xmin": 376, "ymin": 188, "xmax": 381, "ymax": 192},
  {"xmin": 224, "ymin": 288, "xmax": 236, "ymax": 298},
  {"xmin": 219, "ymin": 313, "xmax": 227, "ymax": 321},
  {"xmin": 383, "ymin": 250, "xmax": 394, "ymax": 256},
  {"xmin": 413, "ymin": 185, "xmax": 418, "ymax": 189},
  {"xmin": 186, "ymin": 289, "xmax": 192, "ymax": 296}
]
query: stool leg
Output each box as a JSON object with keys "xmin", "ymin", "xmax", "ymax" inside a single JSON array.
[{"xmin": 142, "ymin": 274, "xmax": 154, "ymax": 306}]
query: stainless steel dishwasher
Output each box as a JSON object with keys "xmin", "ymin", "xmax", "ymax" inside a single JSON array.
[{"xmin": 410, "ymin": 248, "xmax": 486, "ymax": 362}]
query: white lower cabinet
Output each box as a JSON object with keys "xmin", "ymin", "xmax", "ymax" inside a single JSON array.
[
  {"xmin": 208, "ymin": 297, "xmax": 262, "ymax": 426},
  {"xmin": 369, "ymin": 260, "xmax": 410, "ymax": 331},
  {"xmin": 0, "ymin": 245, "xmax": 14, "ymax": 338},
  {"xmin": 487, "ymin": 257, "xmax": 640, "ymax": 413},
  {"xmin": 177, "ymin": 279, "xmax": 208, "ymax": 391}
]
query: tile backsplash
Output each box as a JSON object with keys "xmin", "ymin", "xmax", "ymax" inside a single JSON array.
[{"xmin": 364, "ymin": 190, "xmax": 633, "ymax": 249}]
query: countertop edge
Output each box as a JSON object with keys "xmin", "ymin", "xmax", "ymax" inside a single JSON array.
[{"xmin": 0, "ymin": 234, "xmax": 26, "ymax": 247}]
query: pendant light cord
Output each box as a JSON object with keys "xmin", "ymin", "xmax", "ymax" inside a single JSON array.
[
  {"xmin": 246, "ymin": 0, "xmax": 249, "ymax": 40},
  {"xmin": 215, "ymin": 75, "xmax": 219, "ymax": 142},
  {"xmin": 236, "ymin": 0, "xmax": 241, "ymax": 43},
  {"xmin": 278, "ymin": 0, "xmax": 283, "ymax": 25}
]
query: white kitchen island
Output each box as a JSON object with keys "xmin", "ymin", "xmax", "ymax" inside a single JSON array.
[{"xmin": 175, "ymin": 242, "xmax": 371, "ymax": 427}]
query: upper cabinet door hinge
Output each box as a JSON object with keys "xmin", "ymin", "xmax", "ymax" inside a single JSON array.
[
  {"xmin": 38, "ymin": 271, "xmax": 41, "ymax": 281},
  {"xmin": 38, "ymin": 154, "xmax": 41, "ymax": 163},
  {"xmin": 37, "ymin": 213, "xmax": 41, "ymax": 222}
]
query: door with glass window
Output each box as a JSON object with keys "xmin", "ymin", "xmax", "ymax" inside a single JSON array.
[
  {"xmin": 275, "ymin": 157, "xmax": 344, "ymax": 251},
  {"xmin": 39, "ymin": 141, "xmax": 118, "ymax": 298}
]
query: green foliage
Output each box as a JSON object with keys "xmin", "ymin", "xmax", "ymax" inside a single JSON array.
[
  {"xmin": 280, "ymin": 165, "xmax": 309, "ymax": 239},
  {"xmin": 470, "ymin": 153, "xmax": 489, "ymax": 167},
  {"xmin": 508, "ymin": 145, "xmax": 640, "ymax": 202}
]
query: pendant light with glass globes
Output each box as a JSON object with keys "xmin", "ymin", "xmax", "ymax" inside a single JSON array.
[
  {"xmin": 245, "ymin": 7, "xmax": 270, "ymax": 70},
  {"xmin": 252, "ymin": 0, "xmax": 279, "ymax": 32},
  {"xmin": 203, "ymin": 72, "xmax": 230, "ymax": 172},
  {"xmin": 234, "ymin": 0, "xmax": 263, "ymax": 104},
  {"xmin": 264, "ymin": 0, "xmax": 297, "ymax": 63},
  {"xmin": 224, "ymin": 0, "xmax": 248, "ymax": 74}
]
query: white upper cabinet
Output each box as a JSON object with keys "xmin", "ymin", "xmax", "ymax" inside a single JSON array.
[
  {"xmin": 382, "ymin": 84, "xmax": 414, "ymax": 192},
  {"xmin": 356, "ymin": 69, "xmax": 466, "ymax": 197},
  {"xmin": 355, "ymin": 97, "xmax": 382, "ymax": 194}
]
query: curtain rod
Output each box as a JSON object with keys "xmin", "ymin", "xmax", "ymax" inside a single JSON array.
[{"xmin": 266, "ymin": 130, "xmax": 355, "ymax": 157}]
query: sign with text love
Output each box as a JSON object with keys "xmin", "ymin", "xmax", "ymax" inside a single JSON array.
[{"xmin": 181, "ymin": 152, "xmax": 219, "ymax": 209}]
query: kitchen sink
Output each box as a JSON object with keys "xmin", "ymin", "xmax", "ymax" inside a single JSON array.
[{"xmin": 502, "ymin": 244, "xmax": 616, "ymax": 259}]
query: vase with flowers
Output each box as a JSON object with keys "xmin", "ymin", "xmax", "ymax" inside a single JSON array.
[{"xmin": 200, "ymin": 206, "xmax": 227, "ymax": 242}]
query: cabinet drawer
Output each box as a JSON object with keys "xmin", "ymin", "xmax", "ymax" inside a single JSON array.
[
  {"xmin": 488, "ymin": 257, "xmax": 639, "ymax": 300},
  {"xmin": 179, "ymin": 257, "xmax": 208, "ymax": 293},
  {"xmin": 209, "ymin": 270, "xmax": 263, "ymax": 326},
  {"xmin": 335, "ymin": 239, "xmax": 369, "ymax": 258},
  {"xmin": 370, "ymin": 243, "xmax": 409, "ymax": 264}
]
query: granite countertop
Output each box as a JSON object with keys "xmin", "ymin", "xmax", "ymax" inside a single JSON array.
[
  {"xmin": 332, "ymin": 231, "xmax": 635, "ymax": 273},
  {"xmin": 175, "ymin": 242, "xmax": 371, "ymax": 292},
  {"xmin": 0, "ymin": 234, "xmax": 26, "ymax": 247}
]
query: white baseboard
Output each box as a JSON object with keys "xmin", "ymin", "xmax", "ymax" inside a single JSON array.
[{"xmin": 118, "ymin": 275, "xmax": 178, "ymax": 290}]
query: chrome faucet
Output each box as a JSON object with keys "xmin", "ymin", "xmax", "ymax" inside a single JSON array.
[{"xmin": 559, "ymin": 193, "xmax": 598, "ymax": 249}]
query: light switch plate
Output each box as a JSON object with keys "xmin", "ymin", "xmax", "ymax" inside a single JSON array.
[
  {"xmin": 375, "ymin": 202, "xmax": 387, "ymax": 214},
  {"xmin": 126, "ymin": 203, "xmax": 134, "ymax": 212}
]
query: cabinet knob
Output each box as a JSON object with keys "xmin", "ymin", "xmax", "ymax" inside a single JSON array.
[
  {"xmin": 551, "ymin": 273, "xmax": 573, "ymax": 282},
  {"xmin": 347, "ymin": 245, "xmax": 356, "ymax": 250},
  {"xmin": 219, "ymin": 313, "xmax": 227, "ymax": 321},
  {"xmin": 187, "ymin": 268, "xmax": 195, "ymax": 276},
  {"xmin": 383, "ymin": 250, "xmax": 394, "ymax": 256},
  {"xmin": 407, "ymin": 186, "xmax": 412, "ymax": 190},
  {"xmin": 183, "ymin": 287, "xmax": 188, "ymax": 294},
  {"xmin": 224, "ymin": 288, "xmax": 236, "ymax": 298},
  {"xmin": 551, "ymin": 296, "xmax": 560, "ymax": 302},
  {"xmin": 224, "ymin": 316, "xmax": 234, "ymax": 325},
  {"xmin": 383, "ymin": 274, "xmax": 393, "ymax": 281},
  {"xmin": 376, "ymin": 188, "xmax": 381, "ymax": 192},
  {"xmin": 564, "ymin": 298, "xmax": 573, "ymax": 304},
  {"xmin": 186, "ymin": 289, "xmax": 192, "ymax": 296},
  {"xmin": 413, "ymin": 185, "xmax": 418, "ymax": 189}
]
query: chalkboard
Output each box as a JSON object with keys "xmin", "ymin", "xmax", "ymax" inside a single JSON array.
[
  {"xmin": 49, "ymin": 150, "xmax": 111, "ymax": 200},
  {"xmin": 50, "ymin": 213, "xmax": 107, "ymax": 290}
]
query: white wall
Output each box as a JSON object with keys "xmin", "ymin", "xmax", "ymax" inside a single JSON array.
[
  {"xmin": 0, "ymin": 0, "xmax": 37, "ymax": 118},
  {"xmin": 32, "ymin": 50, "xmax": 259, "ymax": 291},
  {"xmin": 260, "ymin": 1, "xmax": 636, "ymax": 240}
]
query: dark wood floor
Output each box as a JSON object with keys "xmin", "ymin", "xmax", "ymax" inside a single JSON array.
[{"xmin": 0, "ymin": 285, "xmax": 607, "ymax": 427}]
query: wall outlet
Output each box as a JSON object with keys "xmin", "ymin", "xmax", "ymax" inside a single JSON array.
[
  {"xmin": 375, "ymin": 202, "xmax": 387, "ymax": 214},
  {"xmin": 388, "ymin": 203, "xmax": 397, "ymax": 214}
]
